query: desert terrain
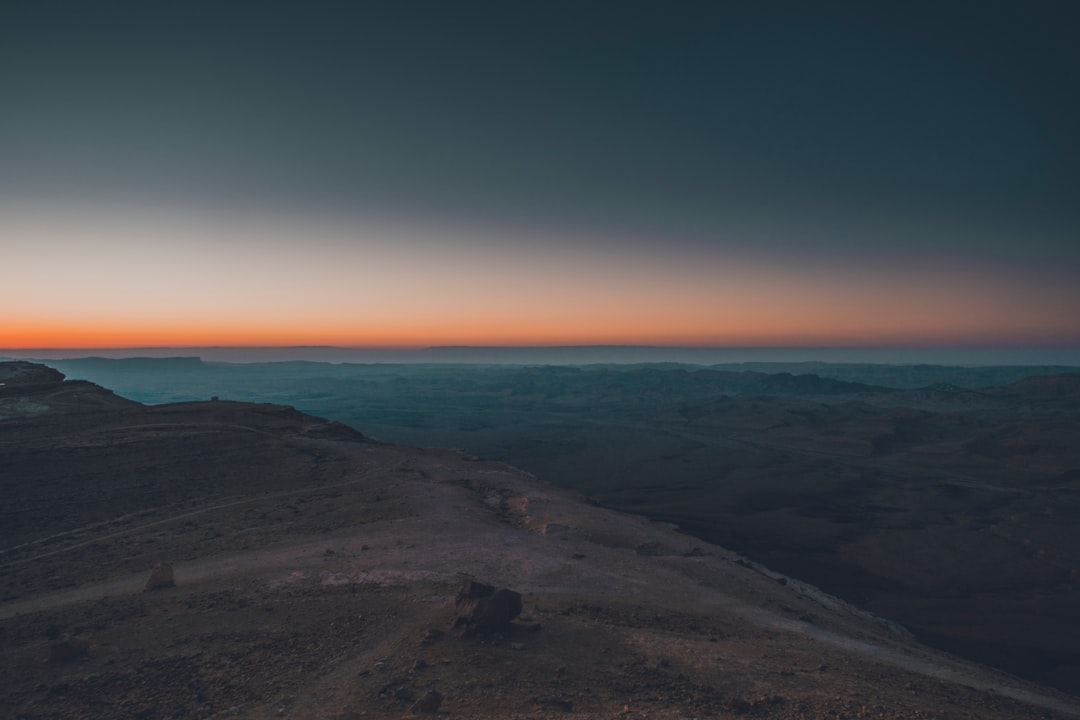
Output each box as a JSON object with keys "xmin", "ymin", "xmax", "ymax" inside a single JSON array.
[
  {"xmin": 30, "ymin": 356, "xmax": 1080, "ymax": 696},
  {"xmin": 2, "ymin": 360, "xmax": 1080, "ymax": 719}
]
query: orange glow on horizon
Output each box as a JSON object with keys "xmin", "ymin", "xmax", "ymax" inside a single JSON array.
[
  {"xmin": 5, "ymin": 313, "xmax": 1077, "ymax": 351},
  {"xmin": 3, "ymin": 203, "xmax": 1078, "ymax": 353}
]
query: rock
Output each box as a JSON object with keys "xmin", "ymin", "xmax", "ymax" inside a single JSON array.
[
  {"xmin": 724, "ymin": 696, "xmax": 751, "ymax": 714},
  {"xmin": 635, "ymin": 540, "xmax": 663, "ymax": 556},
  {"xmin": 453, "ymin": 580, "xmax": 522, "ymax": 631},
  {"xmin": 0, "ymin": 362, "xmax": 65, "ymax": 387},
  {"xmin": 536, "ymin": 697, "xmax": 573, "ymax": 712},
  {"xmin": 408, "ymin": 689, "xmax": 442, "ymax": 714},
  {"xmin": 419, "ymin": 628, "xmax": 444, "ymax": 646},
  {"xmin": 48, "ymin": 636, "xmax": 89, "ymax": 662},
  {"xmin": 144, "ymin": 563, "xmax": 175, "ymax": 591}
]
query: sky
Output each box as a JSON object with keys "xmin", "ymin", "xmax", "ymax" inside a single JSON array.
[{"xmin": 2, "ymin": 1, "xmax": 1078, "ymax": 349}]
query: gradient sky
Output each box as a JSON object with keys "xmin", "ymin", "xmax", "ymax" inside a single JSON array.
[{"xmin": 2, "ymin": 1, "xmax": 1078, "ymax": 348}]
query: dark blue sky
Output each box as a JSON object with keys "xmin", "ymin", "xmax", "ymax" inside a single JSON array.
[{"xmin": 2, "ymin": 1, "xmax": 1078, "ymax": 347}]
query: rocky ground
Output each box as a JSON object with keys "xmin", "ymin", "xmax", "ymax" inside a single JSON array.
[{"xmin": 2, "ymin": 361, "xmax": 1079, "ymax": 720}]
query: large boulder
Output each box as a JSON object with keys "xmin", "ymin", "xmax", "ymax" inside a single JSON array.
[{"xmin": 453, "ymin": 579, "xmax": 522, "ymax": 631}]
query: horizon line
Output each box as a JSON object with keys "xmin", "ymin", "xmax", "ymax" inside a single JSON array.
[{"xmin": 6, "ymin": 342, "xmax": 1080, "ymax": 352}]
